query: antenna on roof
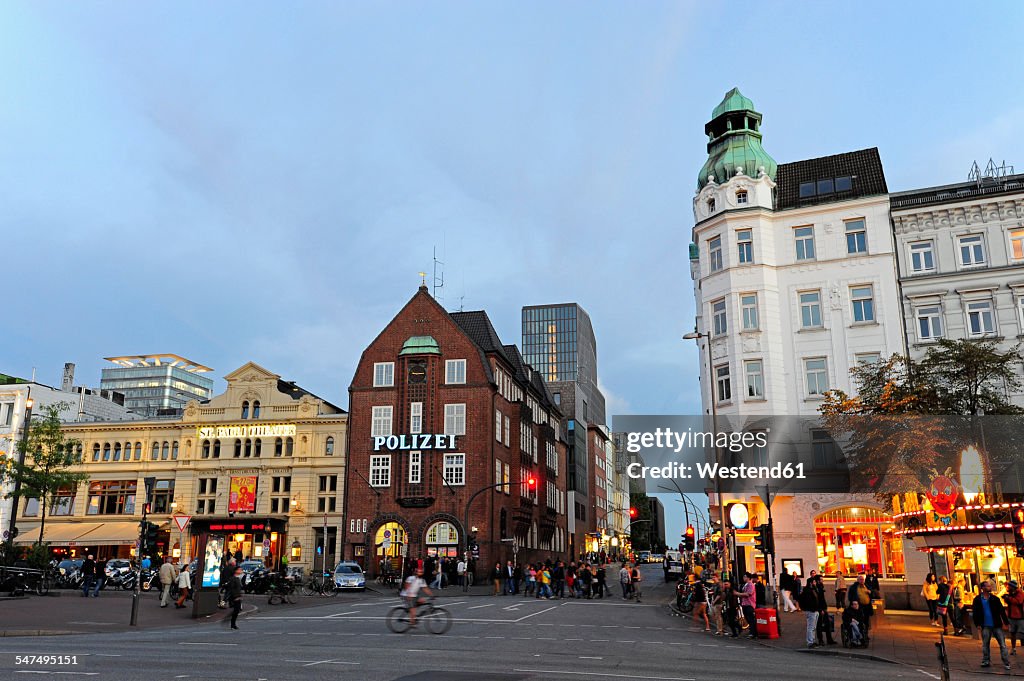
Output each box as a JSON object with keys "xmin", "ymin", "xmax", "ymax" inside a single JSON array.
[
  {"xmin": 969, "ymin": 158, "xmax": 1015, "ymax": 185},
  {"xmin": 432, "ymin": 244, "xmax": 445, "ymax": 304},
  {"xmin": 457, "ymin": 273, "xmax": 466, "ymax": 312}
]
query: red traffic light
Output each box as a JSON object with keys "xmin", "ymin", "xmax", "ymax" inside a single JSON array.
[
  {"xmin": 629, "ymin": 507, "xmax": 638, "ymax": 519},
  {"xmin": 527, "ymin": 477, "xmax": 537, "ymax": 489}
]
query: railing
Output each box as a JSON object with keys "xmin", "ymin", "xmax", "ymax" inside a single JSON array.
[{"xmin": 891, "ymin": 180, "xmax": 1024, "ymax": 209}]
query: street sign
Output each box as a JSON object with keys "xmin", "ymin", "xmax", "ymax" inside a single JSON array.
[
  {"xmin": 382, "ymin": 538, "xmax": 392, "ymax": 550},
  {"xmin": 401, "ymin": 543, "xmax": 408, "ymax": 557},
  {"xmin": 383, "ymin": 530, "xmax": 392, "ymax": 539},
  {"xmin": 262, "ymin": 538, "xmax": 271, "ymax": 552},
  {"xmin": 173, "ymin": 515, "xmax": 191, "ymax": 533}
]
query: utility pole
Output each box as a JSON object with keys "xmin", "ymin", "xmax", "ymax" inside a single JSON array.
[{"xmin": 130, "ymin": 477, "xmax": 156, "ymax": 626}]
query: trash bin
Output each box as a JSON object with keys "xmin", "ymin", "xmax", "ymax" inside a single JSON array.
[{"xmin": 755, "ymin": 607, "xmax": 780, "ymax": 639}]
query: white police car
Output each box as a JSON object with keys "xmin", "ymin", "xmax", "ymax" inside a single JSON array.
[{"xmin": 333, "ymin": 562, "xmax": 366, "ymax": 591}]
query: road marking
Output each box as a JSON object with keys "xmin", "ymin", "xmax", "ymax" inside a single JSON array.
[
  {"xmin": 514, "ymin": 606, "xmax": 559, "ymax": 622},
  {"xmin": 565, "ymin": 638, "xmax": 583, "ymax": 641},
  {"xmin": 600, "ymin": 625, "xmax": 617, "ymax": 628},
  {"xmin": 178, "ymin": 642, "xmax": 238, "ymax": 647},
  {"xmin": 503, "ymin": 605, "xmax": 521, "ymax": 611},
  {"xmin": 590, "ymin": 639, "xmax": 610, "ymax": 642},
  {"xmin": 326, "ymin": 610, "xmax": 361, "ymax": 618},
  {"xmin": 579, "ymin": 656, "xmax": 603, "ymax": 660},
  {"xmin": 468, "ymin": 604, "xmax": 494, "ymax": 610},
  {"xmin": 485, "ymin": 636, "xmax": 505, "ymax": 639},
  {"xmin": 514, "ymin": 669, "xmax": 694, "ymax": 680},
  {"xmin": 616, "ymin": 640, "xmax": 636, "ymax": 643},
  {"xmin": 916, "ymin": 672, "xmax": 940, "ymax": 680},
  {"xmin": 697, "ymin": 644, "xmax": 718, "ymax": 647},
  {"xmin": 15, "ymin": 674, "xmax": 99, "ymax": 677},
  {"xmin": 284, "ymin": 659, "xmax": 360, "ymax": 667}
]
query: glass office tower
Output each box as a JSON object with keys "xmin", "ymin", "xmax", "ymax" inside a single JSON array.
[{"xmin": 100, "ymin": 354, "xmax": 214, "ymax": 417}]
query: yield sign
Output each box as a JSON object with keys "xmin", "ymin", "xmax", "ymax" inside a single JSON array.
[{"xmin": 173, "ymin": 515, "xmax": 191, "ymax": 533}]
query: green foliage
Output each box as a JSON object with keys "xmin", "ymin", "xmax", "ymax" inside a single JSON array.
[{"xmin": 4, "ymin": 403, "xmax": 87, "ymax": 546}]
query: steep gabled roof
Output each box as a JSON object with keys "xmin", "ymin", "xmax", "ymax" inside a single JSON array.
[
  {"xmin": 449, "ymin": 311, "xmax": 513, "ymax": 366},
  {"xmin": 775, "ymin": 147, "xmax": 887, "ymax": 210}
]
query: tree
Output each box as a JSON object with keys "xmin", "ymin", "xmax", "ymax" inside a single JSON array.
[
  {"xmin": 920, "ymin": 338, "xmax": 1024, "ymax": 416},
  {"xmin": 4, "ymin": 403, "xmax": 87, "ymax": 546},
  {"xmin": 628, "ymin": 492, "xmax": 654, "ymax": 552}
]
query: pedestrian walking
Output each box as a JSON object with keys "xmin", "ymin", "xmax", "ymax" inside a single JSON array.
[
  {"xmin": 504, "ymin": 561, "xmax": 515, "ymax": 595},
  {"xmin": 923, "ymin": 573, "xmax": 939, "ymax": 626},
  {"xmin": 973, "ymin": 579, "xmax": 1011, "ymax": 670},
  {"xmin": 780, "ymin": 569, "xmax": 797, "ymax": 613},
  {"xmin": 159, "ymin": 557, "xmax": 178, "ymax": 608},
  {"xmin": 175, "ymin": 560, "xmax": 192, "ymax": 609},
  {"xmin": 227, "ymin": 566, "xmax": 244, "ymax": 630},
  {"xmin": 491, "ymin": 562, "xmax": 502, "ymax": 596},
  {"xmin": 81, "ymin": 555, "xmax": 97, "ymax": 597},
  {"xmin": 721, "ymin": 579, "xmax": 741, "ymax": 638},
  {"xmin": 950, "ymin": 576, "xmax": 966, "ymax": 636},
  {"xmin": 735, "ymin": 572, "xmax": 758, "ymax": 639},
  {"xmin": 936, "ymin": 576, "xmax": 952, "ymax": 635},
  {"xmin": 456, "ymin": 557, "xmax": 467, "ymax": 588},
  {"xmin": 553, "ymin": 561, "xmax": 565, "ymax": 599},
  {"xmin": 834, "ymin": 571, "xmax": 847, "ymax": 610},
  {"xmin": 630, "ymin": 563, "xmax": 643, "ymax": 603},
  {"xmin": 92, "ymin": 557, "xmax": 107, "ymax": 597},
  {"xmin": 692, "ymin": 578, "xmax": 710, "ymax": 631},
  {"xmin": 813, "ymin": 576, "xmax": 837, "ymax": 645},
  {"xmin": 619, "ymin": 563, "xmax": 631, "ymax": 600},
  {"xmin": 1003, "ymin": 580, "xmax": 1024, "ymax": 654},
  {"xmin": 536, "ymin": 565, "xmax": 553, "ymax": 599},
  {"xmin": 525, "ymin": 564, "xmax": 537, "ymax": 596},
  {"xmin": 594, "ymin": 565, "xmax": 606, "ymax": 599},
  {"xmin": 798, "ymin": 579, "xmax": 820, "ymax": 648}
]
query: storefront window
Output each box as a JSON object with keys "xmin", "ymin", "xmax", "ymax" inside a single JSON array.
[
  {"xmin": 814, "ymin": 506, "xmax": 903, "ymax": 578},
  {"xmin": 425, "ymin": 521, "xmax": 459, "ymax": 557}
]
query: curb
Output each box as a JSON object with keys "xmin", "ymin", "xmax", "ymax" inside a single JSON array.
[
  {"xmin": 795, "ymin": 647, "xmax": 898, "ymax": 665},
  {"xmin": 0, "ymin": 630, "xmax": 79, "ymax": 637}
]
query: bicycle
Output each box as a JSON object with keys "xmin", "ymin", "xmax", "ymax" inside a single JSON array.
[
  {"xmin": 267, "ymin": 575, "xmax": 298, "ymax": 605},
  {"xmin": 386, "ymin": 598, "xmax": 452, "ymax": 635},
  {"xmin": 301, "ymin": 572, "xmax": 338, "ymax": 597}
]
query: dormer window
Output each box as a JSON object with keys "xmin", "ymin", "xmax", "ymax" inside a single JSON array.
[
  {"xmin": 736, "ymin": 190, "xmax": 748, "ymax": 205},
  {"xmin": 707, "ymin": 198, "xmax": 716, "ymax": 213}
]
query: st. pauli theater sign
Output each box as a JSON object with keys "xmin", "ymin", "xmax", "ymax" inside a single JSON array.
[{"xmin": 195, "ymin": 423, "xmax": 297, "ymax": 439}]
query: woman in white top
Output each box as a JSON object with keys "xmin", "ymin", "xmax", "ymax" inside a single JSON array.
[{"xmin": 175, "ymin": 560, "xmax": 192, "ymax": 609}]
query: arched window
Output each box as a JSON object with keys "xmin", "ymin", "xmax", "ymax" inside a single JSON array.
[
  {"xmin": 202, "ymin": 440, "xmax": 211, "ymax": 459},
  {"xmin": 253, "ymin": 438, "xmax": 262, "ymax": 458},
  {"xmin": 252, "ymin": 401, "xmax": 261, "ymax": 419},
  {"xmin": 285, "ymin": 437, "xmax": 294, "ymax": 457},
  {"xmin": 113, "ymin": 443, "xmax": 121, "ymax": 461},
  {"xmin": 244, "ymin": 439, "xmax": 252, "ymax": 458},
  {"xmin": 92, "ymin": 444, "xmax": 100, "ymax": 462},
  {"xmin": 375, "ymin": 522, "xmax": 406, "ymax": 559},
  {"xmin": 74, "ymin": 444, "xmax": 83, "ymax": 463},
  {"xmin": 103, "ymin": 443, "xmax": 111, "ymax": 461},
  {"xmin": 234, "ymin": 439, "xmax": 242, "ymax": 458},
  {"xmin": 161, "ymin": 442, "xmax": 169, "ymax": 460},
  {"xmin": 274, "ymin": 438, "xmax": 283, "ymax": 457},
  {"xmin": 424, "ymin": 522, "xmax": 459, "ymax": 556},
  {"xmin": 213, "ymin": 440, "xmax": 221, "ymax": 458},
  {"xmin": 171, "ymin": 441, "xmax": 179, "ymax": 460},
  {"xmin": 135, "ymin": 442, "xmax": 142, "ymax": 461},
  {"xmin": 241, "ymin": 401, "xmax": 250, "ymax": 419},
  {"xmin": 151, "ymin": 443, "xmax": 159, "ymax": 460},
  {"xmin": 813, "ymin": 506, "xmax": 903, "ymax": 578},
  {"xmin": 708, "ymin": 198, "xmax": 716, "ymax": 213},
  {"xmin": 124, "ymin": 442, "xmax": 132, "ymax": 460},
  {"xmin": 325, "ymin": 437, "xmax": 335, "ymax": 456},
  {"xmin": 736, "ymin": 190, "xmax": 748, "ymax": 205}
]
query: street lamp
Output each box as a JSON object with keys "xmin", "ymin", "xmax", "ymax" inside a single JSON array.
[{"xmin": 682, "ymin": 330, "xmax": 733, "ymax": 578}]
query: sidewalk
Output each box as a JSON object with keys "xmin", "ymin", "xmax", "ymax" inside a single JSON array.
[{"xmin": 758, "ymin": 606, "xmax": 1024, "ymax": 676}]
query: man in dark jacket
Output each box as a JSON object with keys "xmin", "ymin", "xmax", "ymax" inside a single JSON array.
[
  {"xmin": 847, "ymin": 574, "xmax": 874, "ymax": 642},
  {"xmin": 814, "ymin": 576, "xmax": 837, "ymax": 645},
  {"xmin": 227, "ymin": 566, "xmax": 244, "ymax": 630},
  {"xmin": 973, "ymin": 579, "xmax": 1011, "ymax": 669},
  {"xmin": 798, "ymin": 580, "xmax": 820, "ymax": 648},
  {"xmin": 81, "ymin": 555, "xmax": 97, "ymax": 597}
]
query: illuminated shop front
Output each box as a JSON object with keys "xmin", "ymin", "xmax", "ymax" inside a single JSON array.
[
  {"xmin": 425, "ymin": 521, "xmax": 459, "ymax": 558},
  {"xmin": 814, "ymin": 506, "xmax": 905, "ymax": 577},
  {"xmin": 375, "ymin": 522, "xmax": 406, "ymax": 568}
]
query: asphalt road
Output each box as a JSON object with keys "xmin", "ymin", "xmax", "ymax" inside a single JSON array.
[{"xmin": 0, "ymin": 566, "xmax": 941, "ymax": 681}]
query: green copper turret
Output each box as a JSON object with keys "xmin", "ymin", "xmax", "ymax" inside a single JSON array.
[{"xmin": 697, "ymin": 87, "xmax": 777, "ymax": 190}]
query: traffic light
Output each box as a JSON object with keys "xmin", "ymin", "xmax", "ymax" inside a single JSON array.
[
  {"xmin": 527, "ymin": 476, "xmax": 537, "ymax": 491},
  {"xmin": 683, "ymin": 525, "xmax": 695, "ymax": 551},
  {"xmin": 1013, "ymin": 508, "xmax": 1024, "ymax": 556},
  {"xmin": 629, "ymin": 507, "xmax": 638, "ymax": 519},
  {"xmin": 140, "ymin": 521, "xmax": 159, "ymax": 556},
  {"xmin": 754, "ymin": 523, "xmax": 774, "ymax": 554}
]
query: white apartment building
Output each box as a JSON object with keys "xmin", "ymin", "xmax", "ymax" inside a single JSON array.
[{"xmin": 688, "ymin": 89, "xmax": 922, "ymax": 602}]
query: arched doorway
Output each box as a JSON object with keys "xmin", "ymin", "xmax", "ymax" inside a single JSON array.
[
  {"xmin": 375, "ymin": 522, "xmax": 407, "ymax": 575},
  {"xmin": 814, "ymin": 506, "xmax": 903, "ymax": 577},
  {"xmin": 424, "ymin": 521, "xmax": 459, "ymax": 558}
]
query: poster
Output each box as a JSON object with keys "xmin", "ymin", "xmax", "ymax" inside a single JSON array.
[
  {"xmin": 202, "ymin": 536, "xmax": 224, "ymax": 588},
  {"xmin": 229, "ymin": 476, "xmax": 257, "ymax": 513}
]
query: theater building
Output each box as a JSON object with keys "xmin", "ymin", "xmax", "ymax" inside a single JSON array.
[
  {"xmin": 343, "ymin": 286, "xmax": 569, "ymax": 576},
  {"xmin": 12, "ymin": 362, "xmax": 347, "ymax": 575}
]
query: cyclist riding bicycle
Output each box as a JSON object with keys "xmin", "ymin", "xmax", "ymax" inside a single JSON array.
[{"xmin": 401, "ymin": 567, "xmax": 433, "ymax": 626}]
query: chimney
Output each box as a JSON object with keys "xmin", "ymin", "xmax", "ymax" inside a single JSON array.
[{"xmin": 62, "ymin": 363, "xmax": 76, "ymax": 391}]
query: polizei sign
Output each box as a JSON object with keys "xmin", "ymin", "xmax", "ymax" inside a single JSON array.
[{"xmin": 373, "ymin": 434, "xmax": 458, "ymax": 451}]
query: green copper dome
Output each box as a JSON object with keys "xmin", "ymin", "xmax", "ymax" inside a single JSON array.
[{"xmin": 697, "ymin": 88, "xmax": 777, "ymax": 190}]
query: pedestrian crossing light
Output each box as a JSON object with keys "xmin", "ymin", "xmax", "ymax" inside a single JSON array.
[
  {"xmin": 1013, "ymin": 508, "xmax": 1024, "ymax": 556},
  {"xmin": 684, "ymin": 526, "xmax": 695, "ymax": 551},
  {"xmin": 754, "ymin": 523, "xmax": 773, "ymax": 554}
]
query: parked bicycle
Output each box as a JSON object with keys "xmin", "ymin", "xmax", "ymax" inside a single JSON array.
[
  {"xmin": 301, "ymin": 572, "xmax": 338, "ymax": 597},
  {"xmin": 267, "ymin": 574, "xmax": 298, "ymax": 605},
  {"xmin": 386, "ymin": 597, "xmax": 452, "ymax": 634}
]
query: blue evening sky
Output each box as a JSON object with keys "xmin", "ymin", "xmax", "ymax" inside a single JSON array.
[{"xmin": 3, "ymin": 1, "xmax": 1022, "ymax": 542}]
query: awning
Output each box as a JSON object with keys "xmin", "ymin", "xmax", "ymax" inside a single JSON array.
[
  {"xmin": 74, "ymin": 522, "xmax": 141, "ymax": 546},
  {"xmin": 12, "ymin": 522, "xmax": 105, "ymax": 545},
  {"xmin": 12, "ymin": 524, "xmax": 41, "ymax": 544},
  {"xmin": 912, "ymin": 530, "xmax": 1013, "ymax": 549}
]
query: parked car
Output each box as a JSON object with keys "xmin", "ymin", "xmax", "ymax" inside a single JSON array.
[
  {"xmin": 650, "ymin": 553, "xmax": 664, "ymax": 563},
  {"xmin": 333, "ymin": 562, "xmax": 366, "ymax": 591},
  {"xmin": 238, "ymin": 560, "xmax": 266, "ymax": 574},
  {"xmin": 638, "ymin": 551, "xmax": 651, "ymax": 563}
]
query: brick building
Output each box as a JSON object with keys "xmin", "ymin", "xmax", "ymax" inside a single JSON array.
[{"xmin": 343, "ymin": 286, "xmax": 569, "ymax": 577}]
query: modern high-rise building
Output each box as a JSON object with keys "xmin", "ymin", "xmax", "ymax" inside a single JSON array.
[
  {"xmin": 522, "ymin": 303, "xmax": 606, "ymax": 559},
  {"xmin": 100, "ymin": 354, "xmax": 214, "ymax": 417}
]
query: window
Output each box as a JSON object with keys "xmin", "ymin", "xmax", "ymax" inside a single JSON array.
[
  {"xmin": 373, "ymin": 362, "xmax": 395, "ymax": 387},
  {"xmin": 410, "ymin": 402, "xmax": 422, "ymax": 434},
  {"xmin": 709, "ymin": 236, "xmax": 723, "ymax": 273},
  {"xmin": 443, "ymin": 453, "xmax": 466, "ymax": 486},
  {"xmin": 270, "ymin": 475, "xmax": 290, "ymax": 514},
  {"xmin": 370, "ymin": 455, "xmax": 392, "ymax": 487},
  {"xmin": 712, "ymin": 298, "xmax": 727, "ymax": 336},
  {"xmin": 243, "ymin": 439, "xmax": 252, "ymax": 458},
  {"xmin": 252, "ymin": 401, "xmax": 260, "ymax": 419},
  {"xmin": 325, "ymin": 436, "xmax": 335, "ymax": 456},
  {"xmin": 495, "ymin": 409, "xmax": 503, "ymax": 442},
  {"xmin": 812, "ymin": 429, "xmax": 835, "ymax": 468},
  {"xmin": 151, "ymin": 480, "xmax": 175, "ymax": 514},
  {"xmin": 371, "ymin": 406, "xmax": 393, "ymax": 437},
  {"xmin": 317, "ymin": 475, "xmax": 338, "ymax": 513},
  {"xmin": 715, "ymin": 364, "xmax": 731, "ymax": 403},
  {"xmin": 124, "ymin": 442, "xmax": 132, "ymax": 460},
  {"xmin": 92, "ymin": 444, "xmax": 100, "ymax": 462},
  {"xmin": 794, "ymin": 226, "xmax": 815, "ymax": 260},
  {"xmin": 495, "ymin": 459, "xmax": 503, "ymax": 489},
  {"xmin": 171, "ymin": 441, "xmax": 179, "ymax": 460},
  {"xmin": 546, "ymin": 441, "xmax": 558, "ymax": 473},
  {"xmin": 851, "ymin": 285, "xmax": 875, "ymax": 323},
  {"xmin": 503, "ymin": 463, "xmax": 510, "ymax": 495},
  {"xmin": 855, "ymin": 352, "xmax": 881, "ymax": 366},
  {"xmin": 744, "ymin": 360, "xmax": 764, "ymax": 399},
  {"xmin": 286, "ymin": 436, "xmax": 294, "ymax": 456},
  {"xmin": 51, "ymin": 486, "xmax": 74, "ymax": 516},
  {"xmin": 274, "ymin": 437, "xmax": 283, "ymax": 457},
  {"xmin": 817, "ymin": 178, "xmax": 834, "ymax": 195},
  {"xmin": 24, "ymin": 498, "xmax": 39, "ymax": 517},
  {"xmin": 1011, "ymin": 228, "xmax": 1024, "ymax": 261},
  {"xmin": 150, "ymin": 443, "xmax": 157, "ymax": 460},
  {"xmin": 197, "ymin": 478, "xmax": 218, "ymax": 515},
  {"xmin": 241, "ymin": 401, "xmax": 249, "ymax": 419},
  {"xmin": 741, "ymin": 293, "xmax": 758, "ymax": 330},
  {"xmin": 799, "ymin": 182, "xmax": 815, "ymax": 198},
  {"xmin": 958, "ymin": 234, "xmax": 986, "ymax": 267},
  {"xmin": 318, "ymin": 475, "xmax": 337, "ymax": 493},
  {"xmin": 202, "ymin": 440, "xmax": 211, "ymax": 458},
  {"xmin": 916, "ymin": 305, "xmax": 943, "ymax": 341},
  {"xmin": 966, "ymin": 300, "xmax": 995, "ymax": 337},
  {"xmin": 504, "ymin": 415, "xmax": 511, "ymax": 447},
  {"xmin": 113, "ymin": 443, "xmax": 121, "ymax": 461},
  {"xmin": 909, "ymin": 241, "xmax": 935, "ymax": 273},
  {"xmin": 161, "ymin": 442, "xmax": 169, "ymax": 460},
  {"xmin": 737, "ymin": 230, "xmax": 753, "ymax": 264},
  {"xmin": 707, "ymin": 198, "xmax": 716, "ymax": 213},
  {"xmin": 445, "ymin": 359, "xmax": 466, "ymax": 384},
  {"xmin": 845, "ymin": 219, "xmax": 867, "ymax": 254},
  {"xmin": 804, "ymin": 358, "xmax": 828, "ymax": 396},
  {"xmin": 134, "ymin": 442, "xmax": 141, "ymax": 461},
  {"xmin": 409, "ymin": 451, "xmax": 422, "ymax": 484},
  {"xmin": 86, "ymin": 480, "xmax": 137, "ymax": 515},
  {"xmin": 835, "ymin": 176, "xmax": 853, "ymax": 192},
  {"xmin": 0, "ymin": 403, "xmax": 11, "ymax": 427},
  {"xmin": 444, "ymin": 404, "xmax": 466, "ymax": 436},
  {"xmin": 1018, "ymin": 297, "xmax": 1024, "ymax": 330},
  {"xmin": 799, "ymin": 291, "xmax": 823, "ymax": 328},
  {"xmin": 736, "ymin": 190, "xmax": 748, "ymax": 205}
]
